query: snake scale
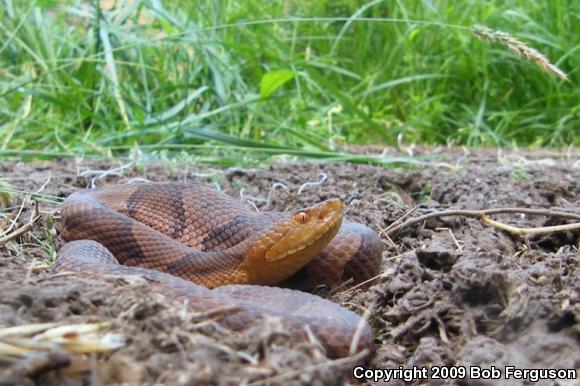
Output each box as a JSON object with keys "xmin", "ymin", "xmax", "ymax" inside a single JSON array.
[{"xmin": 53, "ymin": 183, "xmax": 383, "ymax": 357}]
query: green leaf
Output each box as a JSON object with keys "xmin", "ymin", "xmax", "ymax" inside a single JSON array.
[
  {"xmin": 36, "ymin": 0, "xmax": 63, "ymax": 8},
  {"xmin": 259, "ymin": 70, "xmax": 296, "ymax": 98}
]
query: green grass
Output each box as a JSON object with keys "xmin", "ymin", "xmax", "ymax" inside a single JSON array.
[{"xmin": 0, "ymin": 0, "xmax": 578, "ymax": 164}]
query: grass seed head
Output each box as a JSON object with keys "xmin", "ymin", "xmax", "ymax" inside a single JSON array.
[{"xmin": 471, "ymin": 24, "xmax": 568, "ymax": 80}]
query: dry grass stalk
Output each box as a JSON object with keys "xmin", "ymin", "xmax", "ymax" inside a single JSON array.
[
  {"xmin": 471, "ymin": 24, "xmax": 568, "ymax": 80},
  {"xmin": 0, "ymin": 322, "xmax": 124, "ymax": 362},
  {"xmin": 0, "ymin": 222, "xmax": 36, "ymax": 245}
]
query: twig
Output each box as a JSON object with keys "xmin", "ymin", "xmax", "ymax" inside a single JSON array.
[
  {"xmin": 0, "ymin": 200, "xmax": 39, "ymax": 245},
  {"xmin": 387, "ymin": 207, "xmax": 580, "ymax": 237},
  {"xmin": 34, "ymin": 173, "xmax": 51, "ymax": 195},
  {"xmin": 437, "ymin": 227, "xmax": 463, "ymax": 252},
  {"xmin": 375, "ymin": 221, "xmax": 398, "ymax": 251},
  {"xmin": 2, "ymin": 200, "xmax": 25, "ymax": 234},
  {"xmin": 384, "ymin": 206, "xmax": 418, "ymax": 233},
  {"xmin": 481, "ymin": 215, "xmax": 580, "ymax": 236},
  {"xmin": 338, "ymin": 271, "xmax": 386, "ymax": 296},
  {"xmin": 189, "ymin": 305, "xmax": 242, "ymax": 322},
  {"xmin": 0, "ymin": 219, "xmax": 37, "ymax": 245},
  {"xmin": 186, "ymin": 333, "xmax": 254, "ymax": 364},
  {"xmin": 349, "ymin": 301, "xmax": 374, "ymax": 356},
  {"xmin": 303, "ymin": 325, "xmax": 325, "ymax": 358}
]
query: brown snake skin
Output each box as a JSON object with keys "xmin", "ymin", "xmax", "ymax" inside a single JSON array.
[{"xmin": 53, "ymin": 183, "xmax": 383, "ymax": 357}]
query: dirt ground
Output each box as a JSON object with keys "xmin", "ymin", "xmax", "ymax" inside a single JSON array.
[{"xmin": 0, "ymin": 147, "xmax": 578, "ymax": 385}]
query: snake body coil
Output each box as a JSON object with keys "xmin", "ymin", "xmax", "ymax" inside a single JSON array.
[{"xmin": 54, "ymin": 183, "xmax": 382, "ymax": 357}]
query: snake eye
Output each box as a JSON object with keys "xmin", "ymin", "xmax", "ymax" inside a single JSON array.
[{"xmin": 294, "ymin": 211, "xmax": 310, "ymax": 224}]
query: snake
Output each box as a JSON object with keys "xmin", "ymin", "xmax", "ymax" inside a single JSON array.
[{"xmin": 53, "ymin": 182, "xmax": 383, "ymax": 357}]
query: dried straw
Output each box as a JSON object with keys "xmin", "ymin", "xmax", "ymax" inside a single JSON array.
[
  {"xmin": 0, "ymin": 322, "xmax": 124, "ymax": 362},
  {"xmin": 471, "ymin": 24, "xmax": 568, "ymax": 80}
]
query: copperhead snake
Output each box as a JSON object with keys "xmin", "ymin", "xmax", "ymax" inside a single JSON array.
[{"xmin": 53, "ymin": 183, "xmax": 382, "ymax": 357}]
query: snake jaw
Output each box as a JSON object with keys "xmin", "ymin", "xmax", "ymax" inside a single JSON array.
[{"xmin": 241, "ymin": 198, "xmax": 344, "ymax": 285}]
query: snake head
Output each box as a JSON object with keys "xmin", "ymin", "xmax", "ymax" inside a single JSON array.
[{"xmin": 241, "ymin": 198, "xmax": 344, "ymax": 285}]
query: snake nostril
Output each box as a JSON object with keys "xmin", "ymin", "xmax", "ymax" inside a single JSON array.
[{"xmin": 318, "ymin": 212, "xmax": 326, "ymax": 220}]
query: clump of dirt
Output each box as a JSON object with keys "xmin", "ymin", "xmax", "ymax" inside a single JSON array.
[{"xmin": 1, "ymin": 148, "xmax": 578, "ymax": 385}]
